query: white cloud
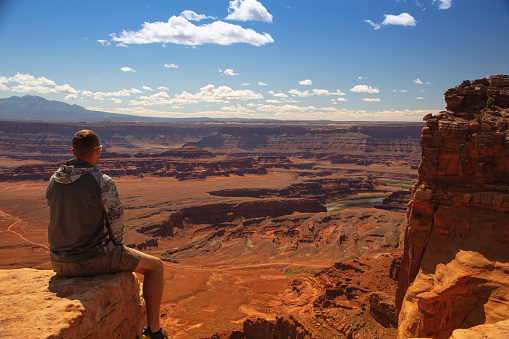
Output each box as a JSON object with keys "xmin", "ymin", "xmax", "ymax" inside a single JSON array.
[
  {"xmin": 400, "ymin": 90, "xmax": 408, "ymax": 92},
  {"xmin": 121, "ymin": 67, "xmax": 136, "ymax": 72},
  {"xmin": 10, "ymin": 85, "xmax": 56, "ymax": 94},
  {"xmin": 164, "ymin": 63, "xmax": 179, "ymax": 68},
  {"xmin": 109, "ymin": 14, "xmax": 274, "ymax": 47},
  {"xmin": 414, "ymin": 78, "xmax": 423, "ymax": 84},
  {"xmin": 55, "ymin": 84, "xmax": 78, "ymax": 94},
  {"xmin": 92, "ymin": 88, "xmax": 141, "ymax": 100},
  {"xmin": 64, "ymin": 94, "xmax": 78, "ymax": 100},
  {"xmin": 416, "ymin": 97, "xmax": 424, "ymax": 100},
  {"xmin": 225, "ymin": 0, "xmax": 273, "ymax": 22},
  {"xmin": 174, "ymin": 84, "xmax": 263, "ymax": 103},
  {"xmin": 88, "ymin": 102, "xmax": 440, "ymax": 122},
  {"xmin": 299, "ymin": 79, "xmax": 312, "ymax": 85},
  {"xmin": 269, "ymin": 91, "xmax": 288, "ymax": 98},
  {"xmin": 258, "ymin": 81, "xmax": 267, "ymax": 86},
  {"xmin": 180, "ymin": 10, "xmax": 215, "ymax": 22},
  {"xmin": 221, "ymin": 68, "xmax": 239, "ymax": 76},
  {"xmin": 288, "ymin": 89, "xmax": 345, "ymax": 97},
  {"xmin": 358, "ymin": 76, "xmax": 368, "ymax": 80},
  {"xmin": 289, "ymin": 89, "xmax": 311, "ymax": 97},
  {"xmin": 82, "ymin": 90, "xmax": 94, "ymax": 97},
  {"xmin": 8, "ymin": 73, "xmax": 55, "ymax": 86},
  {"xmin": 349, "ymin": 85, "xmax": 380, "ymax": 94},
  {"xmin": 97, "ymin": 40, "xmax": 110, "ymax": 46},
  {"xmin": 158, "ymin": 86, "xmax": 170, "ymax": 91},
  {"xmin": 241, "ymin": 83, "xmax": 250, "ymax": 86},
  {"xmin": 2, "ymin": 72, "xmax": 58, "ymax": 93},
  {"xmin": 382, "ymin": 13, "xmax": 416, "ymax": 26},
  {"xmin": 128, "ymin": 84, "xmax": 263, "ymax": 106},
  {"xmin": 222, "ymin": 105, "xmax": 255, "ymax": 113},
  {"xmin": 364, "ymin": 20, "xmax": 381, "ymax": 30},
  {"xmin": 365, "ymin": 13, "xmax": 416, "ymax": 29},
  {"xmin": 363, "ymin": 98, "xmax": 381, "ymax": 102},
  {"xmin": 434, "ymin": 0, "xmax": 452, "ymax": 10},
  {"xmin": 143, "ymin": 86, "xmax": 154, "ymax": 91}
]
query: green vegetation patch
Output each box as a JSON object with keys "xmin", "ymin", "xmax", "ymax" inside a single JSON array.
[
  {"xmin": 330, "ymin": 202, "xmax": 359, "ymax": 212},
  {"xmin": 341, "ymin": 194, "xmax": 389, "ymax": 201},
  {"xmin": 381, "ymin": 180, "xmax": 414, "ymax": 189},
  {"xmin": 284, "ymin": 268, "xmax": 319, "ymax": 277},
  {"xmin": 328, "ymin": 193, "xmax": 390, "ymax": 212}
]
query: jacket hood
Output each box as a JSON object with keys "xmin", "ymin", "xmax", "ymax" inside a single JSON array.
[{"xmin": 52, "ymin": 159, "xmax": 99, "ymax": 184}]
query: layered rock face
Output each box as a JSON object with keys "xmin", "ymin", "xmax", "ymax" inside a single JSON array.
[
  {"xmin": 0, "ymin": 269, "xmax": 146, "ymax": 338},
  {"xmin": 445, "ymin": 75, "xmax": 509, "ymax": 113},
  {"xmin": 397, "ymin": 76, "xmax": 509, "ymax": 338},
  {"xmin": 208, "ymin": 176, "xmax": 381, "ymax": 204}
]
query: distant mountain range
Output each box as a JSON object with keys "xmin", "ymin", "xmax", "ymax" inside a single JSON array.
[{"xmin": 0, "ymin": 95, "xmax": 235, "ymax": 122}]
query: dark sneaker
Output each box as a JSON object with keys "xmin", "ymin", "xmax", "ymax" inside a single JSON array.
[{"xmin": 137, "ymin": 326, "xmax": 168, "ymax": 339}]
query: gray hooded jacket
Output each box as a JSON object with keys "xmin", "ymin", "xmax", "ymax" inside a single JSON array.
[{"xmin": 46, "ymin": 159, "xmax": 124, "ymax": 263}]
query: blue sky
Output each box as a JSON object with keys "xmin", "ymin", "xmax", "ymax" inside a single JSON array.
[{"xmin": 0, "ymin": 0, "xmax": 508, "ymax": 121}]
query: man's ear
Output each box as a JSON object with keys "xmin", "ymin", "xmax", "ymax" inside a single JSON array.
[{"xmin": 72, "ymin": 148, "xmax": 76, "ymax": 157}]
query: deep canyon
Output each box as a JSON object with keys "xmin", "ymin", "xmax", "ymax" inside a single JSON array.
[{"xmin": 1, "ymin": 75, "xmax": 508, "ymax": 338}]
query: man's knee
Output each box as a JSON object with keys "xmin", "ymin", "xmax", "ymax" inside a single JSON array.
[{"xmin": 134, "ymin": 252, "xmax": 164, "ymax": 275}]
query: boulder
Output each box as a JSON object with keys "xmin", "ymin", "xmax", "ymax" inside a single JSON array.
[{"xmin": 0, "ymin": 268, "xmax": 146, "ymax": 338}]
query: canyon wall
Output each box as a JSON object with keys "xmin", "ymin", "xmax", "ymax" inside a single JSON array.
[
  {"xmin": 397, "ymin": 75, "xmax": 509, "ymax": 338},
  {"xmin": 0, "ymin": 121, "xmax": 423, "ymax": 168},
  {"xmin": 0, "ymin": 269, "xmax": 146, "ymax": 338}
]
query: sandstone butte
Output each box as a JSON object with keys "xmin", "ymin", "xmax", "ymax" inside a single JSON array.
[
  {"xmin": 1, "ymin": 75, "xmax": 509, "ymax": 339},
  {"xmin": 397, "ymin": 75, "xmax": 509, "ymax": 338}
]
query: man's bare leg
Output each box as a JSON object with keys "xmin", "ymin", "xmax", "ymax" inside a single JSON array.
[{"xmin": 134, "ymin": 251, "xmax": 164, "ymax": 331}]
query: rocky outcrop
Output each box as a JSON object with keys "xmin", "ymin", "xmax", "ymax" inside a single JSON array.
[
  {"xmin": 397, "ymin": 76, "xmax": 509, "ymax": 338},
  {"xmin": 449, "ymin": 320, "xmax": 509, "ymax": 338},
  {"xmin": 313, "ymin": 254, "xmax": 401, "ymax": 332},
  {"xmin": 242, "ymin": 316, "xmax": 312, "ymax": 339},
  {"xmin": 375, "ymin": 190, "xmax": 411, "ymax": 212},
  {"xmin": 0, "ymin": 268, "xmax": 146, "ymax": 338},
  {"xmin": 141, "ymin": 198, "xmax": 327, "ymax": 238},
  {"xmin": 445, "ymin": 75, "xmax": 509, "ymax": 113},
  {"xmin": 159, "ymin": 208, "xmax": 405, "ymax": 266},
  {"xmin": 208, "ymin": 176, "xmax": 381, "ymax": 204}
]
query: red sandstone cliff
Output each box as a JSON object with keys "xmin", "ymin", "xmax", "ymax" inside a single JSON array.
[{"xmin": 396, "ymin": 75, "xmax": 509, "ymax": 338}]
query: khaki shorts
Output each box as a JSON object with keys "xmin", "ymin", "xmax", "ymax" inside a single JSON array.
[{"xmin": 51, "ymin": 244, "xmax": 141, "ymax": 277}]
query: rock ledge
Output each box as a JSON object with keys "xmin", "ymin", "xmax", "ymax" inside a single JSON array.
[{"xmin": 0, "ymin": 268, "xmax": 146, "ymax": 338}]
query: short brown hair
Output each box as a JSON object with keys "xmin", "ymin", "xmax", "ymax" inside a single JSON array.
[{"xmin": 72, "ymin": 130, "xmax": 100, "ymax": 159}]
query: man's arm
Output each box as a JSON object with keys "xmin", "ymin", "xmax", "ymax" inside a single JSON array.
[{"xmin": 93, "ymin": 172, "xmax": 124, "ymax": 244}]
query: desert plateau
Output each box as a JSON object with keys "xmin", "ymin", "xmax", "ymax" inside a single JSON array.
[{"xmin": 1, "ymin": 75, "xmax": 509, "ymax": 338}]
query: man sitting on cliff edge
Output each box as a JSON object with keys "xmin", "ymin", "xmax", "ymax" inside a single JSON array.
[{"xmin": 46, "ymin": 129, "xmax": 168, "ymax": 339}]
